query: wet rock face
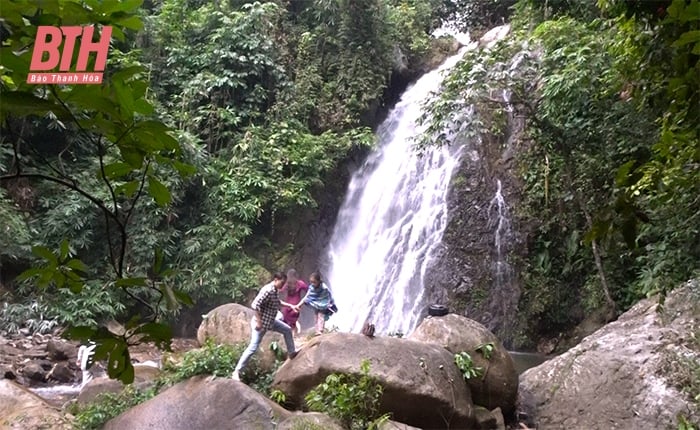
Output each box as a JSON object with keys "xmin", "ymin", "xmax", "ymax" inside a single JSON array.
[
  {"xmin": 518, "ymin": 281, "xmax": 700, "ymax": 429},
  {"xmin": 420, "ymin": 27, "xmax": 531, "ymax": 347},
  {"xmin": 423, "ymin": 123, "xmax": 527, "ymax": 347}
]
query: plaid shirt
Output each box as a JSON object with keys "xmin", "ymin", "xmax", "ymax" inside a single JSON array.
[{"xmin": 251, "ymin": 282, "xmax": 280, "ymax": 331}]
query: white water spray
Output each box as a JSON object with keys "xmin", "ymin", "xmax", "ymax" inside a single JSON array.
[
  {"xmin": 487, "ymin": 179, "xmax": 513, "ymax": 291},
  {"xmin": 325, "ymin": 47, "xmax": 472, "ymax": 336}
]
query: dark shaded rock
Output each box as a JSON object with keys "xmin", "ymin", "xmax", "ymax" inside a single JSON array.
[
  {"xmin": 46, "ymin": 339, "xmax": 75, "ymax": 361},
  {"xmin": 1, "ymin": 366, "xmax": 16, "ymax": 380},
  {"xmin": 47, "ymin": 362, "xmax": 75, "ymax": 383},
  {"xmin": 22, "ymin": 361, "xmax": 47, "ymax": 382}
]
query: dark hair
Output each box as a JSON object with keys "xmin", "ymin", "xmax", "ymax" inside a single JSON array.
[
  {"xmin": 272, "ymin": 272, "xmax": 287, "ymax": 281},
  {"xmin": 310, "ymin": 271, "xmax": 322, "ymax": 282}
]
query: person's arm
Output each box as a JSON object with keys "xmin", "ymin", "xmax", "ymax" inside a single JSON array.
[
  {"xmin": 293, "ymin": 288, "xmax": 311, "ymax": 311},
  {"xmin": 280, "ymin": 299, "xmax": 295, "ymax": 308},
  {"xmin": 251, "ymin": 286, "xmax": 268, "ymax": 331},
  {"xmin": 254, "ymin": 310, "xmax": 263, "ymax": 330}
]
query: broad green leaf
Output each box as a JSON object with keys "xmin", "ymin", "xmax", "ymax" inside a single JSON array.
[
  {"xmin": 0, "ymin": 92, "xmax": 67, "ymax": 121},
  {"xmin": 114, "ymin": 180, "xmax": 139, "ymax": 197},
  {"xmin": 134, "ymin": 322, "xmax": 172, "ymax": 350},
  {"xmin": 615, "ymin": 160, "xmax": 636, "ymax": 186},
  {"xmin": 672, "ymin": 31, "xmax": 700, "ymax": 48},
  {"xmin": 54, "ymin": 270, "xmax": 66, "ymax": 288},
  {"xmin": 159, "ymin": 283, "xmax": 178, "ymax": 310},
  {"xmin": 0, "ymin": 47, "xmax": 30, "ymax": 75},
  {"xmin": 66, "ymin": 258, "xmax": 89, "ymax": 273},
  {"xmin": 119, "ymin": 146, "xmax": 145, "ymax": 168},
  {"xmin": 59, "ymin": 239, "xmax": 70, "ymax": 260},
  {"xmin": 32, "ymin": 246, "xmax": 58, "ymax": 265},
  {"xmin": 116, "ymin": 15, "xmax": 143, "ymax": 30},
  {"xmin": 112, "ymin": 80, "xmax": 135, "ymax": 120},
  {"xmin": 148, "ymin": 177, "xmax": 171, "ymax": 206},
  {"xmin": 102, "ymin": 0, "xmax": 142, "ymax": 14},
  {"xmin": 102, "ymin": 162, "xmax": 133, "ymax": 179},
  {"xmin": 60, "ymin": 2, "xmax": 91, "ymax": 25},
  {"xmin": 173, "ymin": 160, "xmax": 197, "ymax": 176},
  {"xmin": 68, "ymin": 280, "xmax": 84, "ymax": 293},
  {"xmin": 16, "ymin": 267, "xmax": 43, "ymax": 281}
]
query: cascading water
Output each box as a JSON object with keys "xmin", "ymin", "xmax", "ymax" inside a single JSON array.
[
  {"xmin": 487, "ymin": 179, "xmax": 514, "ymax": 304},
  {"xmin": 325, "ymin": 46, "xmax": 472, "ymax": 336}
]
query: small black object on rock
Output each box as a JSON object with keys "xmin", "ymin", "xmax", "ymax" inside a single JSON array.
[
  {"xmin": 362, "ymin": 322, "xmax": 375, "ymax": 337},
  {"xmin": 428, "ymin": 304, "xmax": 449, "ymax": 317}
]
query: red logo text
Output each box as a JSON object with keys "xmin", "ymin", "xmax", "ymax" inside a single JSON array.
[{"xmin": 27, "ymin": 26, "xmax": 112, "ymax": 85}]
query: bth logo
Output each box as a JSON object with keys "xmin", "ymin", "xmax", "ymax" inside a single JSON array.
[{"xmin": 27, "ymin": 26, "xmax": 112, "ymax": 85}]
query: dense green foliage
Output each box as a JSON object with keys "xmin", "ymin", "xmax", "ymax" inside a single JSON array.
[
  {"xmin": 424, "ymin": 0, "xmax": 699, "ymax": 343},
  {"xmin": 305, "ymin": 359, "xmax": 389, "ymax": 430},
  {"xmin": 0, "ymin": 0, "xmax": 447, "ymax": 383}
]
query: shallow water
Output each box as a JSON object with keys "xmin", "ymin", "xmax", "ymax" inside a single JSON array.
[
  {"xmin": 29, "ymin": 384, "xmax": 81, "ymax": 408},
  {"xmin": 509, "ymin": 351, "xmax": 550, "ymax": 375}
]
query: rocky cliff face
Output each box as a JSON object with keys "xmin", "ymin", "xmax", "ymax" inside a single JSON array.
[
  {"xmin": 424, "ymin": 131, "xmax": 526, "ymax": 347},
  {"xmin": 423, "ymin": 27, "xmax": 529, "ymax": 347}
]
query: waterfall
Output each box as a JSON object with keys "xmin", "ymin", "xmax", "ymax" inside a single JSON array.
[
  {"xmin": 487, "ymin": 179, "xmax": 513, "ymax": 296},
  {"xmin": 325, "ymin": 47, "xmax": 471, "ymax": 336}
]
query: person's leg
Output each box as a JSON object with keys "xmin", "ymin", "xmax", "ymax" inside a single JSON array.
[
  {"xmin": 315, "ymin": 311, "xmax": 325, "ymax": 334},
  {"xmin": 233, "ymin": 320, "xmax": 264, "ymax": 375},
  {"xmin": 79, "ymin": 366, "xmax": 94, "ymax": 389},
  {"xmin": 271, "ymin": 319, "xmax": 296, "ymax": 356}
]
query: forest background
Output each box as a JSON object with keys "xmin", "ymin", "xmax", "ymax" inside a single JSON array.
[{"xmin": 1, "ymin": 0, "xmax": 698, "ymax": 382}]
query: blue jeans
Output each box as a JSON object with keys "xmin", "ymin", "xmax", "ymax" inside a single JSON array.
[{"xmin": 234, "ymin": 318, "xmax": 295, "ymax": 372}]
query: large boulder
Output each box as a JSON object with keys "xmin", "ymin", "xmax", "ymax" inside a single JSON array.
[
  {"xmin": 408, "ymin": 314, "xmax": 518, "ymax": 415},
  {"xmin": 272, "ymin": 332, "xmax": 477, "ymax": 429},
  {"xmin": 519, "ymin": 280, "xmax": 700, "ymax": 429},
  {"xmin": 0, "ymin": 379, "xmax": 72, "ymax": 429},
  {"xmin": 197, "ymin": 303, "xmax": 284, "ymax": 371},
  {"xmin": 104, "ymin": 376, "xmax": 291, "ymax": 429}
]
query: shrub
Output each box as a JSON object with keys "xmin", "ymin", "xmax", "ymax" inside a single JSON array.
[
  {"xmin": 454, "ymin": 351, "xmax": 483, "ymax": 380},
  {"xmin": 72, "ymin": 385, "xmax": 157, "ymax": 430},
  {"xmin": 305, "ymin": 359, "xmax": 389, "ymax": 430}
]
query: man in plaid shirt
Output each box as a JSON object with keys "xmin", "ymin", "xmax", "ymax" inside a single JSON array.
[{"xmin": 232, "ymin": 272, "xmax": 298, "ymax": 381}]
